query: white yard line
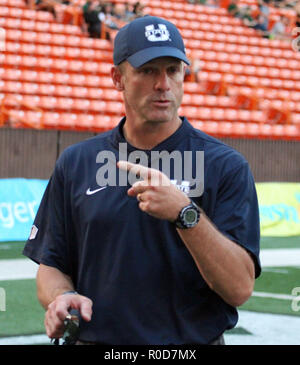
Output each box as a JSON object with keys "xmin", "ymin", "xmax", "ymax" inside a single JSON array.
[
  {"xmin": 252, "ymin": 291, "xmax": 296, "ymax": 300},
  {"xmin": 260, "ymin": 248, "xmax": 300, "ymax": 267},
  {"xmin": 0, "ymin": 334, "xmax": 49, "ymax": 345},
  {"xmin": 262, "ymin": 268, "xmax": 289, "ymax": 274},
  {"xmin": 0, "ymin": 258, "xmax": 38, "ymax": 281}
]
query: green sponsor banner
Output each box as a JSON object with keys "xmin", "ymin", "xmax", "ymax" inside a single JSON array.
[{"xmin": 257, "ymin": 183, "xmax": 300, "ymax": 237}]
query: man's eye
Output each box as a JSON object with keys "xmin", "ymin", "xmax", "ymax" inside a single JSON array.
[
  {"xmin": 168, "ymin": 66, "xmax": 180, "ymax": 74},
  {"xmin": 142, "ymin": 68, "xmax": 153, "ymax": 75}
]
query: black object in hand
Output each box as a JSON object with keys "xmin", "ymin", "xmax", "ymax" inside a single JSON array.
[{"xmin": 52, "ymin": 308, "xmax": 81, "ymax": 345}]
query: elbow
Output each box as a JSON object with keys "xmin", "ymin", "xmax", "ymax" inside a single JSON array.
[
  {"xmin": 212, "ymin": 275, "xmax": 254, "ymax": 307},
  {"xmin": 208, "ymin": 280, "xmax": 253, "ymax": 307},
  {"xmin": 229, "ymin": 290, "xmax": 252, "ymax": 307},
  {"xmin": 226, "ymin": 281, "xmax": 254, "ymax": 307},
  {"xmin": 227, "ymin": 259, "xmax": 256, "ymax": 307}
]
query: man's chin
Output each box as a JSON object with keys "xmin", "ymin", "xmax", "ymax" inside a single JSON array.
[{"xmin": 145, "ymin": 111, "xmax": 178, "ymax": 124}]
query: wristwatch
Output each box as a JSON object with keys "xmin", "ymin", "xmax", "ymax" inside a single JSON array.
[{"xmin": 173, "ymin": 200, "xmax": 201, "ymax": 229}]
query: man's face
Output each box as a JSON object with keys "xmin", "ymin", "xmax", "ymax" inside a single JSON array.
[{"xmin": 114, "ymin": 57, "xmax": 186, "ymax": 125}]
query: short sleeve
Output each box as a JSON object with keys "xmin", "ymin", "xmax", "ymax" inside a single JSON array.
[
  {"xmin": 212, "ymin": 162, "xmax": 261, "ymax": 278},
  {"xmin": 22, "ymin": 154, "xmax": 73, "ymax": 275}
]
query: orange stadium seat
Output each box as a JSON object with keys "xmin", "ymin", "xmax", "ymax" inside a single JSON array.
[
  {"xmin": 81, "ymin": 48, "xmax": 98, "ymax": 60},
  {"xmin": 65, "ymin": 47, "xmax": 81, "ymax": 59},
  {"xmin": 21, "ymin": 70, "xmax": 38, "ymax": 82},
  {"xmin": 34, "ymin": 21, "xmax": 51, "ymax": 32},
  {"xmin": 41, "ymin": 111, "xmax": 60, "ymax": 129},
  {"xmin": 52, "ymin": 72, "xmax": 70, "ymax": 85},
  {"xmin": 283, "ymin": 125, "xmax": 300, "ymax": 140},
  {"xmin": 0, "ymin": 5, "xmax": 9, "ymax": 16},
  {"xmin": 231, "ymin": 122, "xmax": 248, "ymax": 137},
  {"xmin": 230, "ymin": 93, "xmax": 258, "ymax": 110},
  {"xmin": 38, "ymin": 83, "xmax": 56, "ymax": 96},
  {"xmin": 267, "ymin": 124, "xmax": 283, "ymax": 139},
  {"xmin": 83, "ymin": 61, "xmax": 99, "ymax": 74},
  {"xmin": 63, "ymin": 35, "xmax": 83, "ymax": 48},
  {"xmin": 0, "ymin": 81, "xmax": 21, "ymax": 93},
  {"xmin": 55, "ymin": 97, "xmax": 73, "ymax": 111},
  {"xmin": 52, "ymin": 58, "xmax": 68, "ymax": 71},
  {"xmin": 50, "ymin": 34, "xmax": 67, "ymax": 46},
  {"xmin": 24, "ymin": 110, "xmax": 43, "ymax": 128},
  {"xmin": 18, "ymin": 55, "xmax": 37, "ymax": 68},
  {"xmin": 72, "ymin": 87, "xmax": 89, "ymax": 98},
  {"xmin": 107, "ymin": 101, "xmax": 124, "ymax": 115},
  {"xmin": 52, "ymin": 46, "xmax": 67, "ymax": 58},
  {"xmin": 39, "ymin": 96, "xmax": 58, "ymax": 110},
  {"xmin": 4, "ymin": 109, "xmax": 23, "ymax": 128},
  {"xmin": 243, "ymin": 123, "xmax": 260, "ymax": 137},
  {"xmin": 89, "ymin": 100, "xmax": 107, "ymax": 113},
  {"xmin": 75, "ymin": 113, "xmax": 96, "ymax": 131},
  {"xmin": 68, "ymin": 60, "xmax": 84, "ymax": 72},
  {"xmin": 40, "ymin": 71, "xmax": 56, "ymax": 84},
  {"xmin": 264, "ymin": 107, "xmax": 291, "ymax": 125},
  {"xmin": 55, "ymin": 85, "xmax": 73, "ymax": 97},
  {"xmin": 68, "ymin": 74, "xmax": 85, "ymax": 86},
  {"xmin": 201, "ymin": 121, "xmax": 220, "ymax": 135},
  {"xmin": 72, "ymin": 98, "xmax": 90, "ymax": 111},
  {"xmin": 86, "ymin": 87, "xmax": 103, "ymax": 99},
  {"xmin": 218, "ymin": 121, "xmax": 238, "ymax": 137},
  {"xmin": 93, "ymin": 114, "xmax": 120, "ymax": 132},
  {"xmin": 4, "ymin": 68, "xmax": 22, "ymax": 81},
  {"xmin": 102, "ymin": 89, "xmax": 122, "ymax": 102},
  {"xmin": 57, "ymin": 113, "xmax": 78, "ymax": 130},
  {"xmin": 22, "ymin": 82, "xmax": 40, "ymax": 95}
]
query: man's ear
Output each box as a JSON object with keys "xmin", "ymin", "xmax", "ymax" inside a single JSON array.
[{"xmin": 111, "ymin": 66, "xmax": 124, "ymax": 91}]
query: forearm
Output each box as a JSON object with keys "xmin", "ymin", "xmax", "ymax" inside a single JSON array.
[
  {"xmin": 36, "ymin": 264, "xmax": 74, "ymax": 310},
  {"xmin": 117, "ymin": 162, "xmax": 256, "ymax": 306},
  {"xmin": 177, "ymin": 212, "xmax": 255, "ymax": 307},
  {"xmin": 36, "ymin": 264, "xmax": 92, "ymax": 338}
]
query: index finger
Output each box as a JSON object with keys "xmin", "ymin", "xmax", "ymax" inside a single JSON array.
[
  {"xmin": 79, "ymin": 297, "xmax": 93, "ymax": 322},
  {"xmin": 117, "ymin": 160, "xmax": 154, "ymax": 181}
]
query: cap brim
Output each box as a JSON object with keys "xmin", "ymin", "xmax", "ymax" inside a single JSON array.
[{"xmin": 127, "ymin": 46, "xmax": 190, "ymax": 68}]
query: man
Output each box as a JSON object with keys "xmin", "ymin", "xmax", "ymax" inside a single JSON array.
[
  {"xmin": 269, "ymin": 15, "xmax": 291, "ymax": 40},
  {"xmin": 252, "ymin": 0, "xmax": 270, "ymax": 34},
  {"xmin": 23, "ymin": 16, "xmax": 261, "ymax": 345}
]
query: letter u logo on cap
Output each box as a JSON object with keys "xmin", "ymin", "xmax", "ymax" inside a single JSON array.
[{"xmin": 145, "ymin": 24, "xmax": 171, "ymax": 42}]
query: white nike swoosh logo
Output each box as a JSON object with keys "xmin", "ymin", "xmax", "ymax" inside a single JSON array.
[{"xmin": 86, "ymin": 186, "xmax": 107, "ymax": 195}]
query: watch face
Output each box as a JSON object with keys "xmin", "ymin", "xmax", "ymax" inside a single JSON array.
[
  {"xmin": 184, "ymin": 209, "xmax": 197, "ymax": 224},
  {"xmin": 175, "ymin": 202, "xmax": 200, "ymax": 229}
]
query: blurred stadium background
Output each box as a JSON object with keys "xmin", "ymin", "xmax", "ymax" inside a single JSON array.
[{"xmin": 0, "ymin": 0, "xmax": 300, "ymax": 345}]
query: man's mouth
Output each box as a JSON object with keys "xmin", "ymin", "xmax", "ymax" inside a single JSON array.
[{"xmin": 152, "ymin": 100, "xmax": 171, "ymax": 106}]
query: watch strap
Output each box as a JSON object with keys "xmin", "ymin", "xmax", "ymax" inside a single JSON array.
[{"xmin": 62, "ymin": 290, "xmax": 78, "ymax": 296}]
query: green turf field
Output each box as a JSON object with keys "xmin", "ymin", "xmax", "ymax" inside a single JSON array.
[
  {"xmin": 260, "ymin": 236, "xmax": 300, "ymax": 250},
  {"xmin": 0, "ymin": 241, "xmax": 45, "ymax": 339},
  {"xmin": 0, "ymin": 279, "xmax": 44, "ymax": 336},
  {"xmin": 0, "ymin": 241, "xmax": 26, "ymax": 260},
  {"xmin": 0, "ymin": 237, "xmax": 300, "ymax": 343}
]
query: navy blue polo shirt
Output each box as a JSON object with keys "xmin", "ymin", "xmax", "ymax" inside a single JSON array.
[{"xmin": 23, "ymin": 117, "xmax": 261, "ymax": 345}]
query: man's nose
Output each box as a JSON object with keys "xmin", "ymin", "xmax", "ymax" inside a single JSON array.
[{"xmin": 154, "ymin": 71, "xmax": 170, "ymax": 91}]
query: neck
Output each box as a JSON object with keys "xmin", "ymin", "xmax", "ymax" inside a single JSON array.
[{"xmin": 123, "ymin": 117, "xmax": 182, "ymax": 150}]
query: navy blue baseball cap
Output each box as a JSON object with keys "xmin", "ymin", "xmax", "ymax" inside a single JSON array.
[{"xmin": 113, "ymin": 16, "xmax": 190, "ymax": 67}]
